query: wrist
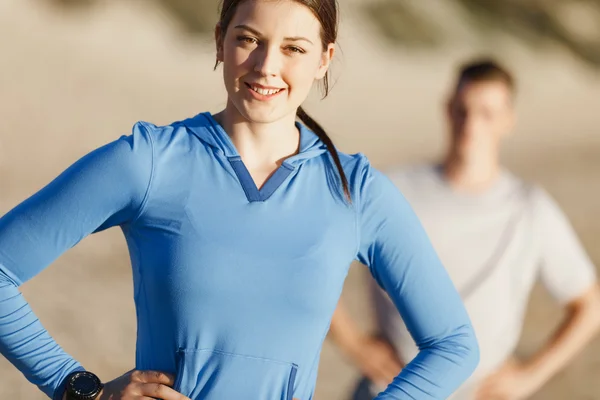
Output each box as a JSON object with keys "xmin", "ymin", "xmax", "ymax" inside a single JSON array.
[
  {"xmin": 343, "ymin": 333, "xmax": 371, "ymax": 360},
  {"xmin": 55, "ymin": 368, "xmax": 86, "ymax": 400},
  {"xmin": 63, "ymin": 388, "xmax": 105, "ymax": 400},
  {"xmin": 519, "ymin": 359, "xmax": 550, "ymax": 388},
  {"xmin": 63, "ymin": 370, "xmax": 104, "ymax": 400}
]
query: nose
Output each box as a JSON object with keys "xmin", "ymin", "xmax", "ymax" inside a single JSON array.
[
  {"xmin": 253, "ymin": 45, "xmax": 281, "ymax": 77},
  {"xmin": 464, "ymin": 115, "xmax": 477, "ymax": 135},
  {"xmin": 456, "ymin": 113, "xmax": 480, "ymax": 137}
]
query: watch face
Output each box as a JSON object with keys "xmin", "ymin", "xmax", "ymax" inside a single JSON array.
[{"xmin": 69, "ymin": 372, "xmax": 101, "ymax": 397}]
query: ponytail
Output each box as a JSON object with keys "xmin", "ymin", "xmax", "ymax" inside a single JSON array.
[{"xmin": 296, "ymin": 106, "xmax": 351, "ymax": 203}]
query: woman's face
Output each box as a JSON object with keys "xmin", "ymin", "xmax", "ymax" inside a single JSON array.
[{"xmin": 217, "ymin": 0, "xmax": 334, "ymax": 124}]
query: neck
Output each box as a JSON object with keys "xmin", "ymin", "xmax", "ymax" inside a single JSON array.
[
  {"xmin": 442, "ymin": 148, "xmax": 501, "ymax": 193},
  {"xmin": 214, "ymin": 102, "xmax": 300, "ymax": 168}
]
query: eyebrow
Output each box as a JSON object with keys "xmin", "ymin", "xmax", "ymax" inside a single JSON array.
[{"xmin": 234, "ymin": 24, "xmax": 314, "ymax": 45}]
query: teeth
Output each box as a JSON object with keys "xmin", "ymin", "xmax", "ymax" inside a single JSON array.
[{"xmin": 251, "ymin": 86, "xmax": 281, "ymax": 96}]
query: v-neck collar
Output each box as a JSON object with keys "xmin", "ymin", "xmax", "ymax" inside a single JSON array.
[
  {"xmin": 227, "ymin": 156, "xmax": 294, "ymax": 202},
  {"xmin": 195, "ymin": 112, "xmax": 326, "ymax": 202}
]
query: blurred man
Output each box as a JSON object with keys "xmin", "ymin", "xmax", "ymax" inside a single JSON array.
[{"xmin": 329, "ymin": 59, "xmax": 600, "ymax": 400}]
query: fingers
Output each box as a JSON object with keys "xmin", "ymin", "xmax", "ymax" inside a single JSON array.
[
  {"xmin": 369, "ymin": 359, "xmax": 397, "ymax": 384},
  {"xmin": 131, "ymin": 370, "xmax": 176, "ymax": 386},
  {"xmin": 374, "ymin": 349, "xmax": 403, "ymax": 384},
  {"xmin": 367, "ymin": 362, "xmax": 397, "ymax": 387},
  {"xmin": 381, "ymin": 364, "xmax": 399, "ymax": 384},
  {"xmin": 383, "ymin": 356, "xmax": 403, "ymax": 375},
  {"xmin": 124, "ymin": 370, "xmax": 188, "ymax": 400},
  {"xmin": 381, "ymin": 362, "xmax": 400, "ymax": 383},
  {"xmin": 131, "ymin": 371, "xmax": 175, "ymax": 386},
  {"xmin": 138, "ymin": 382, "xmax": 191, "ymax": 400}
]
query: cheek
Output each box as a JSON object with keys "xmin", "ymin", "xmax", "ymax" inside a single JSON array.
[
  {"xmin": 223, "ymin": 45, "xmax": 251, "ymax": 76},
  {"xmin": 284, "ymin": 57, "xmax": 320, "ymax": 90}
]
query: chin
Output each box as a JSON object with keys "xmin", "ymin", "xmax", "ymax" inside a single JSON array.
[{"xmin": 236, "ymin": 101, "xmax": 291, "ymax": 124}]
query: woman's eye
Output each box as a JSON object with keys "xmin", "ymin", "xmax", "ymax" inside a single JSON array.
[
  {"xmin": 286, "ymin": 46, "xmax": 305, "ymax": 54},
  {"xmin": 237, "ymin": 36, "xmax": 258, "ymax": 44}
]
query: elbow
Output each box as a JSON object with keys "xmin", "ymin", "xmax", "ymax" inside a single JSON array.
[
  {"xmin": 0, "ymin": 265, "xmax": 22, "ymax": 303},
  {"xmin": 569, "ymin": 283, "xmax": 600, "ymax": 333},
  {"xmin": 462, "ymin": 325, "xmax": 480, "ymax": 376},
  {"xmin": 585, "ymin": 288, "xmax": 600, "ymax": 332},
  {"xmin": 0, "ymin": 263, "xmax": 21, "ymax": 287},
  {"xmin": 431, "ymin": 323, "xmax": 480, "ymax": 378}
]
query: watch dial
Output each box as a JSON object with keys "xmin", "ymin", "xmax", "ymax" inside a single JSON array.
[{"xmin": 73, "ymin": 374, "xmax": 99, "ymax": 395}]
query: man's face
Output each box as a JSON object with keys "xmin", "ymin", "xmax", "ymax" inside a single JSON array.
[{"xmin": 447, "ymin": 80, "xmax": 515, "ymax": 160}]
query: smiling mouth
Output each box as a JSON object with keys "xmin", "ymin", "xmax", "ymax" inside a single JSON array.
[{"xmin": 245, "ymin": 82, "xmax": 284, "ymax": 96}]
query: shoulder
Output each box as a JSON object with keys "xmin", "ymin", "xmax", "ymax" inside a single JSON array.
[
  {"xmin": 131, "ymin": 116, "xmax": 198, "ymax": 148},
  {"xmin": 334, "ymin": 151, "xmax": 370, "ymax": 180},
  {"xmin": 127, "ymin": 113, "xmax": 214, "ymax": 157},
  {"xmin": 334, "ymin": 152, "xmax": 379, "ymax": 190},
  {"xmin": 499, "ymin": 171, "xmax": 567, "ymax": 224},
  {"xmin": 495, "ymin": 168, "xmax": 543, "ymax": 195},
  {"xmin": 528, "ymin": 183, "xmax": 567, "ymax": 222},
  {"xmin": 501, "ymin": 171, "xmax": 551, "ymax": 208},
  {"xmin": 334, "ymin": 152, "xmax": 421, "ymax": 191},
  {"xmin": 334, "ymin": 152, "xmax": 405, "ymax": 208},
  {"xmin": 339, "ymin": 157, "xmax": 434, "ymax": 195}
]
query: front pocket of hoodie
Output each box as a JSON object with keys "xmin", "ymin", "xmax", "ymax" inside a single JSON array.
[{"xmin": 173, "ymin": 348, "xmax": 298, "ymax": 400}]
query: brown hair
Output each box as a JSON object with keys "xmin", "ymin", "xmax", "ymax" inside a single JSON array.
[
  {"xmin": 215, "ymin": 0, "xmax": 351, "ymax": 202},
  {"xmin": 455, "ymin": 58, "xmax": 515, "ymax": 95}
]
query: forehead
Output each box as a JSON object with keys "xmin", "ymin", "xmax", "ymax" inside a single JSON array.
[
  {"xmin": 230, "ymin": 0, "xmax": 322, "ymax": 40},
  {"xmin": 456, "ymin": 81, "xmax": 512, "ymax": 109}
]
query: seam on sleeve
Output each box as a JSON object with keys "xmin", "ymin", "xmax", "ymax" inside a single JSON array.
[
  {"xmin": 130, "ymin": 123, "xmax": 156, "ymax": 224},
  {"xmin": 353, "ymin": 155, "xmax": 367, "ymax": 259}
]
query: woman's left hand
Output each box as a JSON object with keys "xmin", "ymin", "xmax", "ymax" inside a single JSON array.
[{"xmin": 475, "ymin": 358, "xmax": 542, "ymax": 400}]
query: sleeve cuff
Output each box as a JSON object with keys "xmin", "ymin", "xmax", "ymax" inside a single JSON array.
[{"xmin": 52, "ymin": 366, "xmax": 86, "ymax": 400}]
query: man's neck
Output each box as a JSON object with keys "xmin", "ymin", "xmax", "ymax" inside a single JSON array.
[{"xmin": 442, "ymin": 151, "xmax": 501, "ymax": 194}]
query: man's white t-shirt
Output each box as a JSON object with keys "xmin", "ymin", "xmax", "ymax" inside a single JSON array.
[{"xmin": 371, "ymin": 164, "xmax": 596, "ymax": 399}]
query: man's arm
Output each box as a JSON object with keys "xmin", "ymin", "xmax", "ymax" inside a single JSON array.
[
  {"xmin": 478, "ymin": 186, "xmax": 600, "ymax": 400},
  {"xmin": 531, "ymin": 187, "xmax": 600, "ymax": 381},
  {"xmin": 477, "ymin": 284, "xmax": 600, "ymax": 400},
  {"xmin": 524, "ymin": 283, "xmax": 600, "ymax": 385},
  {"xmin": 329, "ymin": 300, "xmax": 403, "ymax": 387}
]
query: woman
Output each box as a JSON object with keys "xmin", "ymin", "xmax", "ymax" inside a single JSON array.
[{"xmin": 0, "ymin": 1, "xmax": 479, "ymax": 399}]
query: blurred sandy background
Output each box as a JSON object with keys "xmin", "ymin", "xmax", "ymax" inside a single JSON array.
[{"xmin": 0, "ymin": 0, "xmax": 599, "ymax": 398}]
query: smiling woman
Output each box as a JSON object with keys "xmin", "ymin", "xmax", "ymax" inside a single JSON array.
[
  {"xmin": 214, "ymin": 0, "xmax": 349, "ymax": 199},
  {"xmin": 0, "ymin": 1, "xmax": 478, "ymax": 400}
]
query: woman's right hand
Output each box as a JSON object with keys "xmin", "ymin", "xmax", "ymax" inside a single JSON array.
[{"xmin": 63, "ymin": 370, "xmax": 191, "ymax": 400}]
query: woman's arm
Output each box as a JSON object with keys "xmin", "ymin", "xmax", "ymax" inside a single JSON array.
[
  {"xmin": 0, "ymin": 122, "xmax": 154, "ymax": 399},
  {"xmin": 355, "ymin": 163, "xmax": 479, "ymax": 400}
]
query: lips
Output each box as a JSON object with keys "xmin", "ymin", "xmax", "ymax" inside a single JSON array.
[{"xmin": 244, "ymin": 82, "xmax": 285, "ymax": 96}]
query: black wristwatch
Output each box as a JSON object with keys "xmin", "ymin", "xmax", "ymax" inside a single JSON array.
[{"xmin": 64, "ymin": 371, "xmax": 104, "ymax": 400}]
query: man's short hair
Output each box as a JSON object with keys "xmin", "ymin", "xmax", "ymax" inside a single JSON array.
[{"xmin": 455, "ymin": 58, "xmax": 515, "ymax": 94}]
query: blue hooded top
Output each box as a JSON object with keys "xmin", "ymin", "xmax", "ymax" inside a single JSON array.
[{"xmin": 0, "ymin": 112, "xmax": 478, "ymax": 400}]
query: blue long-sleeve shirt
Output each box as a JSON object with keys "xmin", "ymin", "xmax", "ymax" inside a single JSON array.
[{"xmin": 0, "ymin": 112, "xmax": 478, "ymax": 400}]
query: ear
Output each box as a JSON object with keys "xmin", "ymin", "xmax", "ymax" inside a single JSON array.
[
  {"xmin": 315, "ymin": 43, "xmax": 335, "ymax": 80},
  {"xmin": 215, "ymin": 23, "xmax": 224, "ymax": 63},
  {"xmin": 502, "ymin": 107, "xmax": 517, "ymax": 138}
]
